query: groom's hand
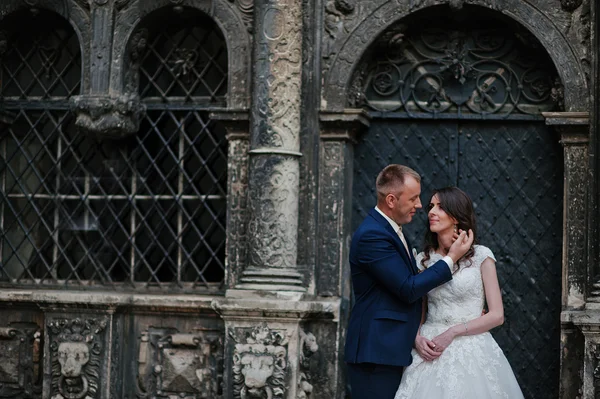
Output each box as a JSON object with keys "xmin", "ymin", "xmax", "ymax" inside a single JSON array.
[
  {"xmin": 447, "ymin": 229, "xmax": 474, "ymax": 264},
  {"xmin": 415, "ymin": 335, "xmax": 441, "ymax": 361}
]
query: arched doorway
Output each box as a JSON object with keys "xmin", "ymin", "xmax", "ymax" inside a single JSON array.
[{"xmin": 350, "ymin": 7, "xmax": 562, "ymax": 398}]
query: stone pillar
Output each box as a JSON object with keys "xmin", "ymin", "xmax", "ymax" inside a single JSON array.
[
  {"xmin": 544, "ymin": 112, "xmax": 590, "ymax": 309},
  {"xmin": 237, "ymin": 0, "xmax": 305, "ymax": 291},
  {"xmin": 210, "ymin": 111, "xmax": 251, "ymax": 290},
  {"xmin": 317, "ymin": 110, "xmax": 370, "ymax": 297},
  {"xmin": 544, "ymin": 112, "xmax": 590, "ymax": 399}
]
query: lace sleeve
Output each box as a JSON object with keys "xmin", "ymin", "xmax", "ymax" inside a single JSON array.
[{"xmin": 474, "ymin": 245, "xmax": 496, "ymax": 267}]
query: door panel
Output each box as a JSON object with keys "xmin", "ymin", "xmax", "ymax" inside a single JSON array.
[{"xmin": 352, "ymin": 120, "xmax": 562, "ymax": 399}]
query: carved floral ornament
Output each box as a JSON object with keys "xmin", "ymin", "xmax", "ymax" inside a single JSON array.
[
  {"xmin": 47, "ymin": 317, "xmax": 107, "ymax": 399},
  {"xmin": 352, "ymin": 21, "xmax": 561, "ymax": 117}
]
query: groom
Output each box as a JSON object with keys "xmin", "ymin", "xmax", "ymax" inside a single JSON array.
[{"xmin": 345, "ymin": 164, "xmax": 473, "ymax": 398}]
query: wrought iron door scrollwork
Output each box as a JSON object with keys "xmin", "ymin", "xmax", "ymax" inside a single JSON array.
[{"xmin": 357, "ymin": 22, "xmax": 560, "ymax": 118}]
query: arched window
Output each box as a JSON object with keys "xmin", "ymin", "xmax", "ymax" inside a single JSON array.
[
  {"xmin": 1, "ymin": 10, "xmax": 83, "ymax": 284},
  {"xmin": 0, "ymin": 8, "xmax": 228, "ymax": 292}
]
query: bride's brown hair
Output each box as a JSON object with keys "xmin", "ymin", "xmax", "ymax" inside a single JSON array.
[{"xmin": 421, "ymin": 187, "xmax": 478, "ymax": 271}]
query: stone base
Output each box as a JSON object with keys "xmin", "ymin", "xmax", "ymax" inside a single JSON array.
[{"xmin": 237, "ymin": 267, "xmax": 306, "ymax": 292}]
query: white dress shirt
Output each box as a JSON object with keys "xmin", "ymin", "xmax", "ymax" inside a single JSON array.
[{"xmin": 374, "ymin": 206, "xmax": 454, "ymax": 271}]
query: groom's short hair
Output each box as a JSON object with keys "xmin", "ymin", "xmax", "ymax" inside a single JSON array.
[{"xmin": 376, "ymin": 164, "xmax": 420, "ymax": 199}]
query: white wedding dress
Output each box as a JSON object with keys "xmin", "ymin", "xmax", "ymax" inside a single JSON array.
[{"xmin": 395, "ymin": 245, "xmax": 524, "ymax": 399}]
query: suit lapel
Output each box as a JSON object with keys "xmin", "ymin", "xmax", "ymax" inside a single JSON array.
[{"xmin": 368, "ymin": 209, "xmax": 416, "ymax": 274}]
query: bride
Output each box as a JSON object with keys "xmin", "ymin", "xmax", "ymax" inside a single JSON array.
[{"xmin": 395, "ymin": 187, "xmax": 524, "ymax": 399}]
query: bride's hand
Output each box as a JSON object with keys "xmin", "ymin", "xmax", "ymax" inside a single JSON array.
[
  {"xmin": 415, "ymin": 335, "xmax": 441, "ymax": 361},
  {"xmin": 431, "ymin": 328, "xmax": 458, "ymax": 352}
]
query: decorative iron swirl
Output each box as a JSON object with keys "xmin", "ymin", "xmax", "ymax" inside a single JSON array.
[{"xmin": 359, "ymin": 24, "xmax": 559, "ymax": 117}]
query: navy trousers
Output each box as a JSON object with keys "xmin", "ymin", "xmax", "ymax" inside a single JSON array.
[{"xmin": 346, "ymin": 363, "xmax": 404, "ymax": 399}]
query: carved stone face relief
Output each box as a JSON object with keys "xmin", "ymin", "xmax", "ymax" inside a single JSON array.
[
  {"xmin": 48, "ymin": 317, "xmax": 107, "ymax": 399},
  {"xmin": 57, "ymin": 342, "xmax": 90, "ymax": 378},
  {"xmin": 232, "ymin": 325, "xmax": 288, "ymax": 399}
]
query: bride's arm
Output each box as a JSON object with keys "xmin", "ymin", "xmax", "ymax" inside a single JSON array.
[
  {"xmin": 414, "ymin": 297, "xmax": 441, "ymax": 361},
  {"xmin": 431, "ymin": 257, "xmax": 504, "ymax": 351}
]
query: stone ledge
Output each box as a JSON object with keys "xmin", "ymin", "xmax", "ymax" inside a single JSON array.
[
  {"xmin": 562, "ymin": 310, "xmax": 600, "ymax": 326},
  {"xmin": 212, "ymin": 296, "xmax": 341, "ymax": 322},
  {"xmin": 0, "ymin": 289, "xmax": 215, "ymax": 312},
  {"xmin": 0, "ymin": 289, "xmax": 343, "ymax": 321},
  {"xmin": 542, "ymin": 111, "xmax": 590, "ymax": 126}
]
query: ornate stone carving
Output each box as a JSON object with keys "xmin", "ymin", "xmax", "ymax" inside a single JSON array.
[
  {"xmin": 347, "ymin": 61, "xmax": 367, "ymax": 108},
  {"xmin": 448, "ymin": 0, "xmax": 465, "ymax": 9},
  {"xmin": 246, "ymin": 157, "xmax": 300, "ymax": 269},
  {"xmin": 592, "ymin": 343, "xmax": 600, "ymax": 398},
  {"xmin": 561, "ymin": 0, "xmax": 583, "ymax": 12},
  {"xmin": 0, "ymin": 323, "xmax": 42, "ymax": 398},
  {"xmin": 297, "ymin": 329, "xmax": 318, "ymax": 399},
  {"xmin": 229, "ymin": 0, "xmax": 254, "ymax": 32},
  {"xmin": 232, "ymin": 324, "xmax": 288, "ymax": 399},
  {"xmin": 48, "ymin": 317, "xmax": 107, "ymax": 399},
  {"xmin": 136, "ymin": 328, "xmax": 223, "ymax": 399},
  {"xmin": 70, "ymin": 94, "xmax": 146, "ymax": 139},
  {"xmin": 324, "ymin": 0, "xmax": 355, "ymax": 58}
]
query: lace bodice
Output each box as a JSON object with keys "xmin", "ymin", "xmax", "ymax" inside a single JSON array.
[{"xmin": 417, "ymin": 245, "xmax": 496, "ymax": 325}]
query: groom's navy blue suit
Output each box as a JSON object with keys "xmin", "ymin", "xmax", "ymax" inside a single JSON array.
[{"xmin": 345, "ymin": 208, "xmax": 453, "ymax": 398}]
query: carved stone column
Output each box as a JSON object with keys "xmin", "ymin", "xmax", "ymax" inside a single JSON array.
[
  {"xmin": 70, "ymin": 0, "xmax": 145, "ymax": 139},
  {"xmin": 544, "ymin": 112, "xmax": 590, "ymax": 399},
  {"xmin": 237, "ymin": 0, "xmax": 305, "ymax": 291},
  {"xmin": 317, "ymin": 110, "xmax": 370, "ymax": 297}
]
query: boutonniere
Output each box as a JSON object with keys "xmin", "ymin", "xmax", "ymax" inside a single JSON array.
[{"xmin": 412, "ymin": 248, "xmax": 418, "ymax": 259}]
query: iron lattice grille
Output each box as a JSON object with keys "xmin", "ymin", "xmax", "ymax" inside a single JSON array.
[
  {"xmin": 0, "ymin": 9, "xmax": 228, "ymax": 291},
  {"xmin": 355, "ymin": 10, "xmax": 559, "ymax": 118},
  {"xmin": 352, "ymin": 121, "xmax": 562, "ymax": 399},
  {"xmin": 138, "ymin": 8, "xmax": 228, "ymax": 104}
]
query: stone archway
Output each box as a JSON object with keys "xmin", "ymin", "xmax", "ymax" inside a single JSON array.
[{"xmin": 322, "ymin": 0, "xmax": 588, "ymax": 113}]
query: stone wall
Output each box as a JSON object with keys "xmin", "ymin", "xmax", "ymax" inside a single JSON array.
[{"xmin": 0, "ymin": 0, "xmax": 596, "ymax": 398}]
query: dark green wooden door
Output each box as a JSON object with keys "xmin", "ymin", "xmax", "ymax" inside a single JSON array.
[{"xmin": 352, "ymin": 120, "xmax": 562, "ymax": 399}]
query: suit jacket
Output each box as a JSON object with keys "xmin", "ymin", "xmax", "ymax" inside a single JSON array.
[{"xmin": 345, "ymin": 208, "xmax": 453, "ymax": 367}]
